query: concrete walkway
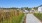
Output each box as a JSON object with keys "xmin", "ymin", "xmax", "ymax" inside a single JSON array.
[{"xmin": 26, "ymin": 14, "xmax": 41, "ymax": 23}]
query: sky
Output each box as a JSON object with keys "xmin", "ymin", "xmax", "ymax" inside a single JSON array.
[{"xmin": 0, "ymin": 0, "xmax": 42, "ymax": 8}]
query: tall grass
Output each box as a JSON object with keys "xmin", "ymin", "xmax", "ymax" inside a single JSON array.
[
  {"xmin": 0, "ymin": 10, "xmax": 24, "ymax": 23},
  {"xmin": 34, "ymin": 13, "xmax": 42, "ymax": 21}
]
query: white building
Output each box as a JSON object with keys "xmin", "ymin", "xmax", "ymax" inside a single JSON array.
[
  {"xmin": 23, "ymin": 10, "xmax": 29, "ymax": 14},
  {"xmin": 38, "ymin": 7, "xmax": 42, "ymax": 13}
]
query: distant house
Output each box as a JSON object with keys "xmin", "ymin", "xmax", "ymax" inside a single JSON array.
[
  {"xmin": 38, "ymin": 6, "xmax": 42, "ymax": 13},
  {"xmin": 23, "ymin": 10, "xmax": 29, "ymax": 14},
  {"xmin": 30, "ymin": 8, "xmax": 35, "ymax": 13}
]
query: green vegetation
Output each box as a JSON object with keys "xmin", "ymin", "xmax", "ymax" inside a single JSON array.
[
  {"xmin": 34, "ymin": 13, "xmax": 42, "ymax": 21},
  {"xmin": 12, "ymin": 13, "xmax": 24, "ymax": 23},
  {"xmin": 0, "ymin": 10, "xmax": 24, "ymax": 23}
]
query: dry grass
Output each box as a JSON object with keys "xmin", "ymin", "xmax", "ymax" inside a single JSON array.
[{"xmin": 0, "ymin": 9, "xmax": 24, "ymax": 23}]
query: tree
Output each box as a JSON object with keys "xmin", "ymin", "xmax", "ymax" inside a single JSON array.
[
  {"xmin": 33, "ymin": 7, "xmax": 38, "ymax": 10},
  {"xmin": 21, "ymin": 7, "xmax": 31, "ymax": 11}
]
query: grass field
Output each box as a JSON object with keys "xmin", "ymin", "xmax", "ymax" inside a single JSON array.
[
  {"xmin": 34, "ymin": 13, "xmax": 42, "ymax": 21},
  {"xmin": 0, "ymin": 10, "xmax": 24, "ymax": 23}
]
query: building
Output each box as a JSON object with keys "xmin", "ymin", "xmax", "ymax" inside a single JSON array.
[
  {"xmin": 38, "ymin": 6, "xmax": 42, "ymax": 13},
  {"xmin": 23, "ymin": 10, "xmax": 29, "ymax": 14},
  {"xmin": 30, "ymin": 8, "xmax": 35, "ymax": 13}
]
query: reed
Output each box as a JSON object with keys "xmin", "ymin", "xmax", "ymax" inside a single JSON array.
[{"xmin": 0, "ymin": 9, "xmax": 24, "ymax": 23}]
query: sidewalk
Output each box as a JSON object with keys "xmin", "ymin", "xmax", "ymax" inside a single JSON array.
[{"xmin": 26, "ymin": 14, "xmax": 41, "ymax": 23}]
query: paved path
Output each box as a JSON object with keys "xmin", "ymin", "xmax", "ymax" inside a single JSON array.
[{"xmin": 26, "ymin": 14, "xmax": 41, "ymax": 23}]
